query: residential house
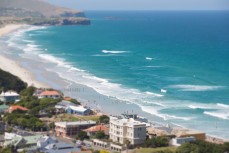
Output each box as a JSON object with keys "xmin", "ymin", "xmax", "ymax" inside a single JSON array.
[
  {"xmin": 171, "ymin": 128, "xmax": 206, "ymax": 140},
  {"xmin": 109, "ymin": 116, "xmax": 147, "ymax": 145},
  {"xmin": 0, "ymin": 91, "xmax": 20, "ymax": 103},
  {"xmin": 55, "ymin": 100, "xmax": 78, "ymax": 113},
  {"xmin": 66, "ymin": 105, "xmax": 92, "ymax": 116},
  {"xmin": 0, "ymin": 104, "xmax": 9, "ymax": 113},
  {"xmin": 84, "ymin": 125, "xmax": 109, "ymax": 137},
  {"xmin": 4, "ymin": 135, "xmax": 43, "ymax": 149},
  {"xmin": 39, "ymin": 142, "xmax": 81, "ymax": 153},
  {"xmin": 147, "ymin": 126, "xmax": 175, "ymax": 138},
  {"xmin": 7, "ymin": 105, "xmax": 29, "ymax": 113},
  {"xmin": 170, "ymin": 137, "xmax": 196, "ymax": 146},
  {"xmin": 37, "ymin": 136, "xmax": 57, "ymax": 149},
  {"xmin": 55, "ymin": 121, "xmax": 96, "ymax": 137},
  {"xmin": 37, "ymin": 90, "xmax": 61, "ymax": 99}
]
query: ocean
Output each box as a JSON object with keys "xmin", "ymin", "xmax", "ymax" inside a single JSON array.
[{"xmin": 1, "ymin": 11, "xmax": 229, "ymax": 139}]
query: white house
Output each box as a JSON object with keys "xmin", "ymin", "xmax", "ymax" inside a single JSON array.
[
  {"xmin": 0, "ymin": 91, "xmax": 20, "ymax": 102},
  {"xmin": 37, "ymin": 90, "xmax": 61, "ymax": 99},
  {"xmin": 55, "ymin": 100, "xmax": 78, "ymax": 110},
  {"xmin": 109, "ymin": 116, "xmax": 147, "ymax": 145},
  {"xmin": 170, "ymin": 137, "xmax": 196, "ymax": 146},
  {"xmin": 66, "ymin": 105, "xmax": 92, "ymax": 115}
]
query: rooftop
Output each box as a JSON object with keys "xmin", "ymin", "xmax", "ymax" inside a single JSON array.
[
  {"xmin": 110, "ymin": 116, "xmax": 146, "ymax": 126},
  {"xmin": 55, "ymin": 120, "xmax": 96, "ymax": 127},
  {"xmin": 0, "ymin": 104, "xmax": 9, "ymax": 109},
  {"xmin": 84, "ymin": 125, "xmax": 109, "ymax": 132},
  {"xmin": 0, "ymin": 91, "xmax": 19, "ymax": 97},
  {"xmin": 40, "ymin": 90, "xmax": 60, "ymax": 96},
  {"xmin": 172, "ymin": 128, "xmax": 205, "ymax": 137},
  {"xmin": 9, "ymin": 105, "xmax": 29, "ymax": 111},
  {"xmin": 56, "ymin": 100, "xmax": 78, "ymax": 108},
  {"xmin": 68, "ymin": 105, "xmax": 88, "ymax": 112}
]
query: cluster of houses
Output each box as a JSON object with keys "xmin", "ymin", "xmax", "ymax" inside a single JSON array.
[
  {"xmin": 0, "ymin": 89, "xmax": 207, "ymax": 152},
  {"xmin": 0, "ymin": 89, "xmax": 92, "ymax": 116}
]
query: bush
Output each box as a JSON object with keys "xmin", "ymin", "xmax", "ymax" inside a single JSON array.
[
  {"xmin": 99, "ymin": 115, "xmax": 109, "ymax": 124},
  {"xmin": 176, "ymin": 140, "xmax": 229, "ymax": 153},
  {"xmin": 76, "ymin": 131, "xmax": 89, "ymax": 141},
  {"xmin": 143, "ymin": 137, "xmax": 169, "ymax": 148},
  {"xmin": 95, "ymin": 131, "xmax": 106, "ymax": 139}
]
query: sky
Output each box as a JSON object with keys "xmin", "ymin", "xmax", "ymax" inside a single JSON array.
[{"xmin": 47, "ymin": 0, "xmax": 229, "ymax": 11}]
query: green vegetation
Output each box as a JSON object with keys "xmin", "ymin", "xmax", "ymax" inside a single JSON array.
[
  {"xmin": 176, "ymin": 140, "xmax": 229, "ymax": 153},
  {"xmin": 2, "ymin": 87, "xmax": 61, "ymax": 131},
  {"xmin": 98, "ymin": 115, "xmax": 109, "ymax": 124},
  {"xmin": 0, "ymin": 147, "xmax": 14, "ymax": 153},
  {"xmin": 56, "ymin": 114, "xmax": 79, "ymax": 122},
  {"xmin": 76, "ymin": 131, "xmax": 89, "ymax": 141},
  {"xmin": 143, "ymin": 137, "xmax": 170, "ymax": 148},
  {"xmin": 70, "ymin": 98, "xmax": 81, "ymax": 105},
  {"xmin": 133, "ymin": 147, "xmax": 176, "ymax": 153},
  {"xmin": 17, "ymin": 87, "xmax": 61, "ymax": 116},
  {"xmin": 3, "ymin": 110, "xmax": 45, "ymax": 131},
  {"xmin": 0, "ymin": 69, "xmax": 27, "ymax": 93},
  {"xmin": 95, "ymin": 131, "xmax": 107, "ymax": 139}
]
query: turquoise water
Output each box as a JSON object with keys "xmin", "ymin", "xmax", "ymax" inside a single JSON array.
[{"xmin": 2, "ymin": 11, "xmax": 229, "ymax": 138}]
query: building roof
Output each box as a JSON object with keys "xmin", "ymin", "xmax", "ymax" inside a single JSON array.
[
  {"xmin": 55, "ymin": 120, "xmax": 96, "ymax": 127},
  {"xmin": 40, "ymin": 90, "xmax": 60, "ymax": 96},
  {"xmin": 43, "ymin": 142, "xmax": 81, "ymax": 153},
  {"xmin": 0, "ymin": 91, "xmax": 19, "ymax": 97},
  {"xmin": 171, "ymin": 128, "xmax": 205, "ymax": 137},
  {"xmin": 0, "ymin": 104, "xmax": 9, "ymax": 110},
  {"xmin": 55, "ymin": 100, "xmax": 78, "ymax": 108},
  {"xmin": 9, "ymin": 105, "xmax": 29, "ymax": 111},
  {"xmin": 64, "ymin": 97, "xmax": 72, "ymax": 101},
  {"xmin": 147, "ymin": 127, "xmax": 173, "ymax": 136},
  {"xmin": 110, "ymin": 116, "xmax": 146, "ymax": 127},
  {"xmin": 84, "ymin": 125, "xmax": 109, "ymax": 133},
  {"xmin": 67, "ymin": 105, "xmax": 89, "ymax": 113},
  {"xmin": 4, "ymin": 135, "xmax": 43, "ymax": 147}
]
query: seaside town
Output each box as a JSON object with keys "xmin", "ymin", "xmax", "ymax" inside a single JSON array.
[
  {"xmin": 0, "ymin": 84, "xmax": 228, "ymax": 153},
  {"xmin": 0, "ymin": 0, "xmax": 229, "ymax": 153}
]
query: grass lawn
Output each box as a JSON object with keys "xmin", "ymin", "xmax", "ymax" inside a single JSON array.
[
  {"xmin": 75, "ymin": 115, "xmax": 100, "ymax": 122},
  {"xmin": 132, "ymin": 146, "xmax": 177, "ymax": 153},
  {"xmin": 53, "ymin": 114, "xmax": 100, "ymax": 122}
]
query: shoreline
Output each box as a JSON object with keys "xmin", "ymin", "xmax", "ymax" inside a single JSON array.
[
  {"xmin": 0, "ymin": 24, "xmax": 49, "ymax": 88},
  {"xmin": 0, "ymin": 24, "xmax": 228, "ymax": 144}
]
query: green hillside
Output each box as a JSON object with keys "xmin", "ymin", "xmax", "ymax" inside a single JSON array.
[{"xmin": 0, "ymin": 69, "xmax": 27, "ymax": 93}]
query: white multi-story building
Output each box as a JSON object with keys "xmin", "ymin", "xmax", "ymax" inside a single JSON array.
[{"xmin": 109, "ymin": 116, "xmax": 146, "ymax": 145}]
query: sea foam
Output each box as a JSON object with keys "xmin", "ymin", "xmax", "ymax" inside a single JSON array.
[
  {"xmin": 102, "ymin": 50, "xmax": 129, "ymax": 54},
  {"xmin": 169, "ymin": 84, "xmax": 225, "ymax": 91}
]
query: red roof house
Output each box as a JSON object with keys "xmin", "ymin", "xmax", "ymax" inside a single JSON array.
[{"xmin": 8, "ymin": 105, "xmax": 29, "ymax": 113}]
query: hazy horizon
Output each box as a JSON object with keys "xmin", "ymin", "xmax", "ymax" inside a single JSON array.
[{"xmin": 48, "ymin": 0, "xmax": 229, "ymax": 11}]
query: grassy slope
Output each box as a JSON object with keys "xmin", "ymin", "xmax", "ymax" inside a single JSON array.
[
  {"xmin": 133, "ymin": 147, "xmax": 177, "ymax": 153},
  {"xmin": 0, "ymin": 69, "xmax": 27, "ymax": 93}
]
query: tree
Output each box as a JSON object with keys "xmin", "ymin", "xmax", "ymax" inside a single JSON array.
[
  {"xmin": 99, "ymin": 115, "xmax": 109, "ymax": 124},
  {"xmin": 77, "ymin": 131, "xmax": 89, "ymax": 141},
  {"xmin": 49, "ymin": 122, "xmax": 55, "ymax": 130},
  {"xmin": 95, "ymin": 131, "xmax": 106, "ymax": 139}
]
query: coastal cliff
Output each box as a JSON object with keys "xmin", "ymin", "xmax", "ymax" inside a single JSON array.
[{"xmin": 0, "ymin": 0, "xmax": 90, "ymax": 27}]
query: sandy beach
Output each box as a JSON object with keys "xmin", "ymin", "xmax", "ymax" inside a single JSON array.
[{"xmin": 0, "ymin": 24, "xmax": 49, "ymax": 88}]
